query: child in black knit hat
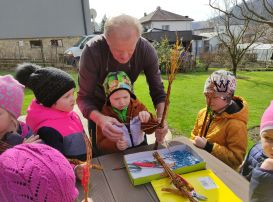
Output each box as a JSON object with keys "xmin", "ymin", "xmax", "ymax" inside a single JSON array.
[{"xmin": 15, "ymin": 63, "xmax": 87, "ymax": 180}]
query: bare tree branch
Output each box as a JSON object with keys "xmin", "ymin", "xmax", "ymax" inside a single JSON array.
[
  {"xmin": 262, "ymin": 0, "xmax": 273, "ymax": 15},
  {"xmin": 210, "ymin": 0, "xmax": 273, "ymax": 27},
  {"xmin": 209, "ymin": 0, "xmax": 266, "ymax": 75},
  {"xmin": 242, "ymin": 0, "xmax": 267, "ymax": 20},
  {"xmin": 240, "ymin": 0, "xmax": 273, "ymax": 26}
]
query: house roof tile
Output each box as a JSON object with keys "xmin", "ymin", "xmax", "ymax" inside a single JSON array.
[{"xmin": 139, "ymin": 7, "xmax": 193, "ymax": 23}]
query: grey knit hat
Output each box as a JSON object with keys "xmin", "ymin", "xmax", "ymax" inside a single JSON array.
[{"xmin": 15, "ymin": 63, "xmax": 75, "ymax": 107}]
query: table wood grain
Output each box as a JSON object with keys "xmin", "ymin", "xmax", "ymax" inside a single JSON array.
[{"xmin": 77, "ymin": 136, "xmax": 249, "ymax": 202}]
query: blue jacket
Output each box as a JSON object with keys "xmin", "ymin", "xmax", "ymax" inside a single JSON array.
[
  {"xmin": 250, "ymin": 166, "xmax": 273, "ymax": 202},
  {"xmin": 240, "ymin": 142, "xmax": 267, "ymax": 181}
]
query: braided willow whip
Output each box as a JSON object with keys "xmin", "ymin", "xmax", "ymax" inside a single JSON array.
[
  {"xmin": 153, "ymin": 151, "xmax": 196, "ymax": 202},
  {"xmin": 82, "ymin": 133, "xmax": 92, "ymax": 202},
  {"xmin": 68, "ymin": 132, "xmax": 102, "ymax": 202},
  {"xmin": 153, "ymin": 39, "xmax": 193, "ymax": 150},
  {"xmin": 199, "ymin": 78, "xmax": 215, "ymax": 137}
]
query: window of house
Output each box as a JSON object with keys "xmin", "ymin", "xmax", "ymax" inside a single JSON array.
[
  {"xmin": 162, "ymin": 25, "xmax": 170, "ymax": 30},
  {"xmin": 144, "ymin": 25, "xmax": 150, "ymax": 32},
  {"xmin": 29, "ymin": 40, "xmax": 42, "ymax": 48},
  {"xmin": 50, "ymin": 39, "xmax": 63, "ymax": 47}
]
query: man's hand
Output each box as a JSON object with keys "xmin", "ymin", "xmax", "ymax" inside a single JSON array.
[
  {"xmin": 23, "ymin": 135, "xmax": 42, "ymax": 144},
  {"xmin": 138, "ymin": 111, "xmax": 150, "ymax": 123},
  {"xmin": 193, "ymin": 136, "xmax": 207, "ymax": 148},
  {"xmin": 155, "ymin": 118, "xmax": 168, "ymax": 144},
  {"xmin": 155, "ymin": 102, "xmax": 168, "ymax": 144},
  {"xmin": 96, "ymin": 114, "xmax": 124, "ymax": 142},
  {"xmin": 116, "ymin": 137, "xmax": 128, "ymax": 151}
]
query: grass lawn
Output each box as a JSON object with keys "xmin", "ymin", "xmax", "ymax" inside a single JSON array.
[
  {"xmin": 134, "ymin": 69, "xmax": 273, "ymax": 149},
  {"xmin": 1, "ymin": 68, "xmax": 272, "ymax": 149}
]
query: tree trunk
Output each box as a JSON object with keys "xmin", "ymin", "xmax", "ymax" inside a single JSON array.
[
  {"xmin": 232, "ymin": 62, "xmax": 237, "ymax": 76},
  {"xmin": 40, "ymin": 41, "xmax": 46, "ymax": 67}
]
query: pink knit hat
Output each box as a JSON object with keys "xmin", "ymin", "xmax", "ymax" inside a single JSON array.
[
  {"xmin": 0, "ymin": 144, "xmax": 79, "ymax": 202},
  {"xmin": 260, "ymin": 100, "xmax": 273, "ymax": 135},
  {"xmin": 0, "ymin": 75, "xmax": 24, "ymax": 118}
]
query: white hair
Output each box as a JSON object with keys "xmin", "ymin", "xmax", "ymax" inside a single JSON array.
[{"xmin": 104, "ymin": 14, "xmax": 143, "ymax": 39}]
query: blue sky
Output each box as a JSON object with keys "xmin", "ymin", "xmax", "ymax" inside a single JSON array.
[{"xmin": 89, "ymin": 0, "xmax": 214, "ymax": 23}]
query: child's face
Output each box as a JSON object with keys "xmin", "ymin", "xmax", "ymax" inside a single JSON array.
[
  {"xmin": 204, "ymin": 93, "xmax": 228, "ymax": 112},
  {"xmin": 109, "ymin": 89, "xmax": 130, "ymax": 110},
  {"xmin": 0, "ymin": 107, "xmax": 13, "ymax": 139},
  {"xmin": 52, "ymin": 88, "xmax": 75, "ymax": 112},
  {"xmin": 261, "ymin": 129, "xmax": 273, "ymax": 158}
]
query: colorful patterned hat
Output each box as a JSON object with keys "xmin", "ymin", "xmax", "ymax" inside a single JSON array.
[
  {"xmin": 103, "ymin": 71, "xmax": 135, "ymax": 99},
  {"xmin": 204, "ymin": 70, "xmax": 236, "ymax": 99}
]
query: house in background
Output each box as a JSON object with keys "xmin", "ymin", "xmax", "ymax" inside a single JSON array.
[
  {"xmin": 192, "ymin": 17, "xmax": 255, "ymax": 55},
  {"xmin": 0, "ymin": 0, "xmax": 92, "ymax": 63},
  {"xmin": 140, "ymin": 6, "xmax": 193, "ymax": 32},
  {"xmin": 139, "ymin": 6, "xmax": 202, "ymax": 55}
]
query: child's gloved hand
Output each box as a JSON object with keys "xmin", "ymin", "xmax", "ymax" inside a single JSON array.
[
  {"xmin": 138, "ymin": 111, "xmax": 151, "ymax": 123},
  {"xmin": 116, "ymin": 137, "xmax": 128, "ymax": 151},
  {"xmin": 193, "ymin": 136, "xmax": 207, "ymax": 149},
  {"xmin": 23, "ymin": 134, "xmax": 42, "ymax": 144},
  {"xmin": 3, "ymin": 132, "xmax": 24, "ymax": 145}
]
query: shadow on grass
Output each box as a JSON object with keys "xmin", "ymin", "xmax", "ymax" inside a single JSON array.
[
  {"xmin": 242, "ymin": 77, "xmax": 273, "ymax": 88},
  {"xmin": 161, "ymin": 70, "xmax": 214, "ymax": 80},
  {"xmin": 236, "ymin": 75, "xmax": 251, "ymax": 80}
]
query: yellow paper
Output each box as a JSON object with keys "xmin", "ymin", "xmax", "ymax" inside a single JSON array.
[{"xmin": 151, "ymin": 169, "xmax": 242, "ymax": 202}]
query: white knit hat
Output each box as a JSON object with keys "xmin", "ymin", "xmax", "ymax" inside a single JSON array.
[{"xmin": 204, "ymin": 70, "xmax": 236, "ymax": 99}]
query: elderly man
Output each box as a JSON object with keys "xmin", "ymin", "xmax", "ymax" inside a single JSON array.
[{"xmin": 77, "ymin": 14, "xmax": 167, "ymax": 156}]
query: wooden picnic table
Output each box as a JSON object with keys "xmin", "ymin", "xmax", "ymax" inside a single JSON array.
[{"xmin": 76, "ymin": 136, "xmax": 249, "ymax": 202}]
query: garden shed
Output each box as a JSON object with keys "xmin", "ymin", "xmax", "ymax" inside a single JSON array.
[{"xmin": 238, "ymin": 43, "xmax": 273, "ymax": 61}]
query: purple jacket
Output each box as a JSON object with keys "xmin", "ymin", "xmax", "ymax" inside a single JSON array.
[{"xmin": 77, "ymin": 35, "xmax": 166, "ymax": 118}]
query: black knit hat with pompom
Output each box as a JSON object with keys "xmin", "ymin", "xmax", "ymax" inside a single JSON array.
[{"xmin": 15, "ymin": 63, "xmax": 75, "ymax": 107}]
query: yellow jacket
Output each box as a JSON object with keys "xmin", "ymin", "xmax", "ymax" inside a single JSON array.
[{"xmin": 191, "ymin": 96, "xmax": 248, "ymax": 170}]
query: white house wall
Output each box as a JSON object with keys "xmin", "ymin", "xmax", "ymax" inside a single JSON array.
[
  {"xmin": 208, "ymin": 37, "xmax": 220, "ymax": 52},
  {"xmin": 216, "ymin": 25, "xmax": 245, "ymax": 37},
  {"xmin": 192, "ymin": 40, "xmax": 203, "ymax": 56},
  {"xmin": 150, "ymin": 21, "xmax": 192, "ymax": 31}
]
